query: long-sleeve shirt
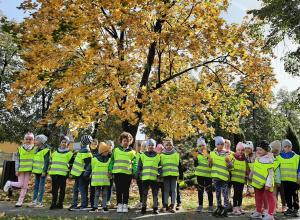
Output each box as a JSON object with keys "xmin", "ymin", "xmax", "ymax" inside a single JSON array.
[
  {"xmin": 249, "ymin": 154, "xmax": 273, "ymax": 187},
  {"xmin": 135, "ymin": 151, "xmax": 162, "ymax": 180}
]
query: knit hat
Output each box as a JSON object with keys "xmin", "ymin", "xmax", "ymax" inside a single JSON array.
[
  {"xmin": 36, "ymin": 134, "xmax": 48, "ymax": 144},
  {"xmin": 146, "ymin": 139, "xmax": 156, "ymax": 148},
  {"xmin": 98, "ymin": 142, "xmax": 111, "ymax": 155},
  {"xmin": 244, "ymin": 141, "xmax": 254, "ymax": 150},
  {"xmin": 81, "ymin": 135, "xmax": 93, "ymax": 146},
  {"xmin": 141, "ymin": 141, "xmax": 147, "ymax": 147},
  {"xmin": 236, "ymin": 142, "xmax": 245, "ymax": 150},
  {"xmin": 197, "ymin": 138, "xmax": 206, "ymax": 147},
  {"xmin": 270, "ymin": 140, "xmax": 281, "ymax": 152},
  {"xmin": 282, "ymin": 139, "xmax": 292, "ymax": 148},
  {"xmin": 106, "ymin": 140, "xmax": 114, "ymax": 149},
  {"xmin": 156, "ymin": 144, "xmax": 164, "ymax": 151},
  {"xmin": 215, "ymin": 136, "xmax": 225, "ymax": 146},
  {"xmin": 257, "ymin": 140, "xmax": 270, "ymax": 152},
  {"xmin": 92, "ymin": 139, "xmax": 99, "ymax": 145},
  {"xmin": 24, "ymin": 133, "xmax": 34, "ymax": 140},
  {"xmin": 60, "ymin": 136, "xmax": 70, "ymax": 145}
]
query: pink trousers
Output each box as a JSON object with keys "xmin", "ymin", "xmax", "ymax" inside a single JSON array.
[
  {"xmin": 255, "ymin": 187, "xmax": 275, "ymax": 216},
  {"xmin": 10, "ymin": 171, "xmax": 31, "ymax": 199}
]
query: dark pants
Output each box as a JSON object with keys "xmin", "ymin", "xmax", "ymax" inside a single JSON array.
[
  {"xmin": 142, "ymin": 180, "xmax": 159, "ymax": 208},
  {"xmin": 158, "ymin": 182, "xmax": 164, "ymax": 205},
  {"xmin": 114, "ymin": 173, "xmax": 132, "ymax": 204},
  {"xmin": 197, "ymin": 176, "xmax": 213, "ymax": 206},
  {"xmin": 177, "ymin": 182, "xmax": 182, "ymax": 204},
  {"xmin": 137, "ymin": 178, "xmax": 143, "ymax": 203},
  {"xmin": 77, "ymin": 174, "xmax": 89, "ymax": 207},
  {"xmin": 89, "ymin": 181, "xmax": 95, "ymax": 207},
  {"xmin": 51, "ymin": 175, "xmax": 67, "ymax": 205},
  {"xmin": 107, "ymin": 179, "xmax": 114, "ymax": 203},
  {"xmin": 282, "ymin": 181, "xmax": 299, "ymax": 210},
  {"xmin": 232, "ymin": 181, "xmax": 244, "ymax": 207}
]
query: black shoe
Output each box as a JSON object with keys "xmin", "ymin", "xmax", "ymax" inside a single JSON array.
[
  {"xmin": 218, "ymin": 207, "xmax": 228, "ymax": 218},
  {"xmin": 141, "ymin": 207, "xmax": 146, "ymax": 214},
  {"xmin": 212, "ymin": 206, "xmax": 222, "ymax": 216},
  {"xmin": 49, "ymin": 203, "xmax": 57, "ymax": 210},
  {"xmin": 103, "ymin": 207, "xmax": 109, "ymax": 213},
  {"xmin": 293, "ymin": 209, "xmax": 299, "ymax": 217},
  {"xmin": 153, "ymin": 207, "xmax": 159, "ymax": 214},
  {"xmin": 68, "ymin": 205, "xmax": 77, "ymax": 211},
  {"xmin": 89, "ymin": 207, "xmax": 98, "ymax": 212},
  {"xmin": 57, "ymin": 203, "xmax": 63, "ymax": 209},
  {"xmin": 284, "ymin": 208, "xmax": 294, "ymax": 216}
]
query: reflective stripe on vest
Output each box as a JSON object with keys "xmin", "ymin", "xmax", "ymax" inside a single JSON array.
[
  {"xmin": 161, "ymin": 153, "xmax": 179, "ymax": 177},
  {"xmin": 49, "ymin": 151, "xmax": 73, "ymax": 176},
  {"xmin": 19, "ymin": 147, "xmax": 37, "ymax": 172},
  {"xmin": 277, "ymin": 155, "xmax": 299, "ymax": 183},
  {"xmin": 91, "ymin": 158, "xmax": 111, "ymax": 186},
  {"xmin": 32, "ymin": 148, "xmax": 50, "ymax": 174},
  {"xmin": 195, "ymin": 154, "xmax": 211, "ymax": 178},
  {"xmin": 141, "ymin": 154, "xmax": 160, "ymax": 181},
  {"xmin": 251, "ymin": 158, "xmax": 274, "ymax": 190},
  {"xmin": 71, "ymin": 152, "xmax": 92, "ymax": 176},
  {"xmin": 112, "ymin": 148, "xmax": 135, "ymax": 175},
  {"xmin": 210, "ymin": 152, "xmax": 229, "ymax": 181},
  {"xmin": 231, "ymin": 158, "xmax": 246, "ymax": 184}
]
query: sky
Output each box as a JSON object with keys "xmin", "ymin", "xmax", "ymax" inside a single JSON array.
[{"xmin": 0, "ymin": 0, "xmax": 299, "ymax": 96}]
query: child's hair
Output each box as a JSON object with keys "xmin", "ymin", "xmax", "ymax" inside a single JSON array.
[
  {"xmin": 92, "ymin": 139, "xmax": 99, "ymax": 145},
  {"xmin": 163, "ymin": 137, "xmax": 173, "ymax": 146},
  {"xmin": 119, "ymin": 132, "xmax": 133, "ymax": 144}
]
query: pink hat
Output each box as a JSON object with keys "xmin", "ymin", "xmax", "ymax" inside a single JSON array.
[
  {"xmin": 24, "ymin": 133, "xmax": 34, "ymax": 140},
  {"xmin": 156, "ymin": 144, "xmax": 164, "ymax": 151},
  {"xmin": 236, "ymin": 142, "xmax": 245, "ymax": 150}
]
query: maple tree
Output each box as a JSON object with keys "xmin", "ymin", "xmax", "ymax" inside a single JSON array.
[{"xmin": 6, "ymin": 0, "xmax": 277, "ymax": 140}]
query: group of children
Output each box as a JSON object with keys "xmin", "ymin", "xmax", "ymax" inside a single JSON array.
[{"xmin": 2, "ymin": 132, "xmax": 300, "ymax": 219}]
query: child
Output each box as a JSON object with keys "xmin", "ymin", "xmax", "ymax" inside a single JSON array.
[
  {"xmin": 225, "ymin": 139, "xmax": 233, "ymax": 212},
  {"xmin": 245, "ymin": 141, "xmax": 256, "ymax": 174},
  {"xmin": 108, "ymin": 132, "xmax": 137, "ymax": 213},
  {"xmin": 135, "ymin": 139, "xmax": 162, "ymax": 214},
  {"xmin": 160, "ymin": 138, "xmax": 183, "ymax": 213},
  {"xmin": 250, "ymin": 140, "xmax": 275, "ymax": 220},
  {"xmin": 156, "ymin": 144, "xmax": 165, "ymax": 208},
  {"xmin": 277, "ymin": 139, "xmax": 300, "ymax": 217},
  {"xmin": 106, "ymin": 140, "xmax": 114, "ymax": 208},
  {"xmin": 69, "ymin": 135, "xmax": 93, "ymax": 210},
  {"xmin": 208, "ymin": 136, "xmax": 233, "ymax": 217},
  {"xmin": 48, "ymin": 136, "xmax": 73, "ymax": 209},
  {"xmin": 135, "ymin": 141, "xmax": 147, "ymax": 209},
  {"xmin": 270, "ymin": 140, "xmax": 282, "ymax": 214},
  {"xmin": 231, "ymin": 142, "xmax": 246, "ymax": 215},
  {"xmin": 89, "ymin": 139, "xmax": 99, "ymax": 209},
  {"xmin": 29, "ymin": 134, "xmax": 52, "ymax": 207},
  {"xmin": 156, "ymin": 144, "xmax": 164, "ymax": 155},
  {"xmin": 84, "ymin": 142, "xmax": 111, "ymax": 213},
  {"xmin": 193, "ymin": 138, "xmax": 213, "ymax": 213},
  {"xmin": 4, "ymin": 133, "xmax": 36, "ymax": 207}
]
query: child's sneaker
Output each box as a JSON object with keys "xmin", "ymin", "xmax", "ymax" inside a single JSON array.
[
  {"xmin": 293, "ymin": 209, "xmax": 299, "ymax": 217},
  {"xmin": 197, "ymin": 205, "xmax": 203, "ymax": 212},
  {"xmin": 73, "ymin": 206, "xmax": 88, "ymax": 211},
  {"xmin": 134, "ymin": 202, "xmax": 142, "ymax": 209},
  {"xmin": 68, "ymin": 205, "xmax": 77, "ymax": 211},
  {"xmin": 218, "ymin": 207, "xmax": 228, "ymax": 218},
  {"xmin": 153, "ymin": 207, "xmax": 159, "ymax": 214},
  {"xmin": 232, "ymin": 207, "xmax": 241, "ymax": 215},
  {"xmin": 103, "ymin": 207, "xmax": 109, "ymax": 213},
  {"xmin": 117, "ymin": 204, "xmax": 123, "ymax": 213},
  {"xmin": 284, "ymin": 208, "xmax": 294, "ymax": 216},
  {"xmin": 212, "ymin": 206, "xmax": 222, "ymax": 216},
  {"xmin": 239, "ymin": 206, "xmax": 245, "ymax": 214},
  {"xmin": 122, "ymin": 204, "xmax": 129, "ymax": 213},
  {"xmin": 250, "ymin": 211, "xmax": 263, "ymax": 219},
  {"xmin": 262, "ymin": 209, "xmax": 269, "ymax": 217},
  {"xmin": 262, "ymin": 214, "xmax": 274, "ymax": 220},
  {"xmin": 15, "ymin": 197, "xmax": 24, "ymax": 207},
  {"xmin": 141, "ymin": 206, "xmax": 146, "ymax": 214},
  {"xmin": 3, "ymin": 181, "xmax": 11, "ymax": 192},
  {"xmin": 28, "ymin": 200, "xmax": 37, "ymax": 206},
  {"xmin": 34, "ymin": 202, "xmax": 44, "ymax": 208},
  {"xmin": 89, "ymin": 207, "xmax": 98, "ymax": 212},
  {"xmin": 176, "ymin": 203, "xmax": 183, "ymax": 210},
  {"xmin": 208, "ymin": 206, "xmax": 214, "ymax": 213}
]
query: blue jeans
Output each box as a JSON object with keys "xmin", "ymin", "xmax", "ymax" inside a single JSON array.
[
  {"xmin": 32, "ymin": 174, "xmax": 46, "ymax": 203},
  {"xmin": 73, "ymin": 174, "xmax": 89, "ymax": 207},
  {"xmin": 72, "ymin": 177, "xmax": 79, "ymax": 206}
]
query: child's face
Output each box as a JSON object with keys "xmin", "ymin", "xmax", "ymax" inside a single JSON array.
[
  {"xmin": 236, "ymin": 148, "xmax": 245, "ymax": 156},
  {"xmin": 272, "ymin": 147, "xmax": 279, "ymax": 155},
  {"xmin": 101, "ymin": 151, "xmax": 108, "ymax": 157},
  {"xmin": 198, "ymin": 145, "xmax": 207, "ymax": 151},
  {"xmin": 256, "ymin": 147, "xmax": 267, "ymax": 157},
  {"xmin": 141, "ymin": 144, "xmax": 147, "ymax": 152},
  {"xmin": 244, "ymin": 147, "xmax": 252, "ymax": 155},
  {"xmin": 156, "ymin": 149, "xmax": 163, "ymax": 155},
  {"xmin": 216, "ymin": 143, "xmax": 224, "ymax": 151},
  {"xmin": 60, "ymin": 140, "xmax": 68, "ymax": 149},
  {"xmin": 147, "ymin": 143, "xmax": 154, "ymax": 152},
  {"xmin": 225, "ymin": 141, "xmax": 231, "ymax": 151},
  {"xmin": 284, "ymin": 146, "xmax": 292, "ymax": 153},
  {"xmin": 90, "ymin": 142, "xmax": 98, "ymax": 150},
  {"xmin": 24, "ymin": 137, "xmax": 34, "ymax": 145},
  {"xmin": 107, "ymin": 143, "xmax": 112, "ymax": 151},
  {"xmin": 34, "ymin": 139, "xmax": 43, "ymax": 147},
  {"xmin": 121, "ymin": 138, "xmax": 130, "ymax": 148},
  {"xmin": 165, "ymin": 142, "xmax": 173, "ymax": 151}
]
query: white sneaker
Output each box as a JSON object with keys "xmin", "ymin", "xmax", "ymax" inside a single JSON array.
[
  {"xmin": 262, "ymin": 214, "xmax": 274, "ymax": 220},
  {"xmin": 28, "ymin": 200, "xmax": 37, "ymax": 206},
  {"xmin": 117, "ymin": 204, "xmax": 123, "ymax": 213},
  {"xmin": 262, "ymin": 209, "xmax": 269, "ymax": 217},
  {"xmin": 34, "ymin": 202, "xmax": 44, "ymax": 208},
  {"xmin": 15, "ymin": 197, "xmax": 24, "ymax": 207},
  {"xmin": 123, "ymin": 204, "xmax": 128, "ymax": 213},
  {"xmin": 251, "ymin": 211, "xmax": 263, "ymax": 219},
  {"xmin": 3, "ymin": 180, "xmax": 11, "ymax": 192}
]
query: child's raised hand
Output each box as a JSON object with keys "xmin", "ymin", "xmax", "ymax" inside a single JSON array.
[
  {"xmin": 207, "ymin": 158, "xmax": 213, "ymax": 164},
  {"xmin": 225, "ymin": 156, "xmax": 230, "ymax": 163},
  {"xmin": 265, "ymin": 186, "xmax": 271, "ymax": 191},
  {"xmin": 41, "ymin": 172, "xmax": 46, "ymax": 177}
]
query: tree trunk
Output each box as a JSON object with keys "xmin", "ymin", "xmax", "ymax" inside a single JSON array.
[{"xmin": 122, "ymin": 120, "xmax": 139, "ymax": 144}]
